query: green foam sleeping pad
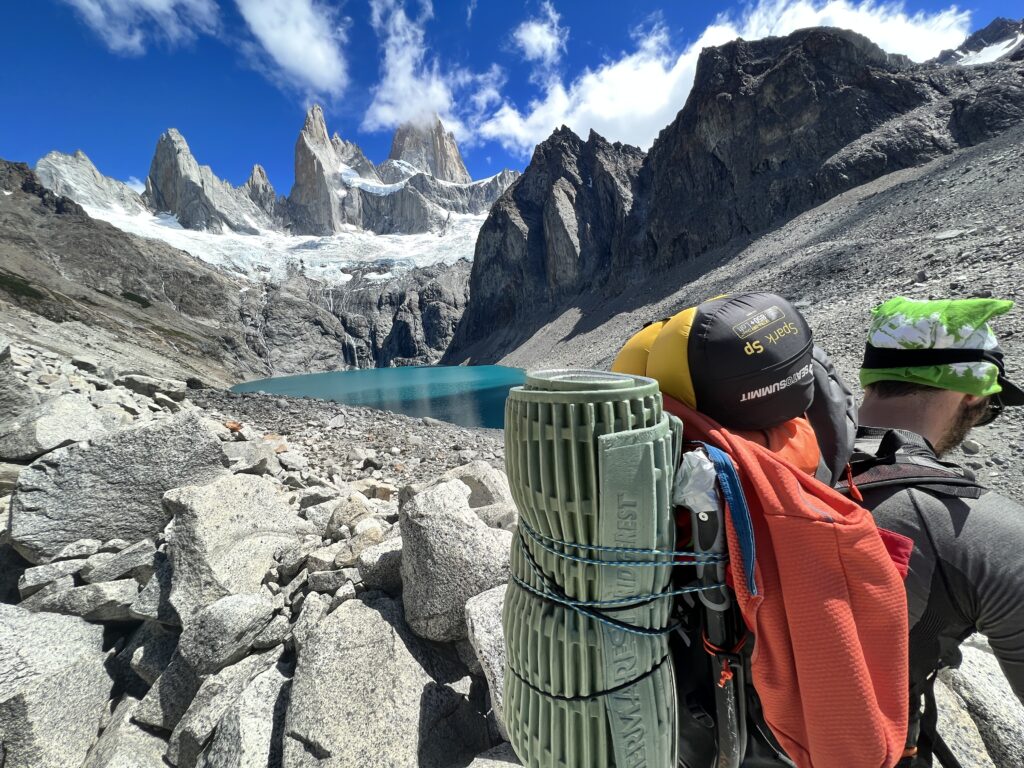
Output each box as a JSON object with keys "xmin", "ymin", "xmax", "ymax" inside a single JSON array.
[{"xmin": 502, "ymin": 369, "xmax": 681, "ymax": 768}]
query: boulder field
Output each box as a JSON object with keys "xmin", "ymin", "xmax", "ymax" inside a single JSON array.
[{"xmin": 0, "ymin": 339, "xmax": 1019, "ymax": 767}]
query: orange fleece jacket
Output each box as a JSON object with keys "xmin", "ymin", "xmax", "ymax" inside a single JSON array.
[{"xmin": 665, "ymin": 395, "xmax": 910, "ymax": 768}]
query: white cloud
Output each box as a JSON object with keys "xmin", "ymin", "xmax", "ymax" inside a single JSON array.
[
  {"xmin": 362, "ymin": 0, "xmax": 501, "ymax": 139},
  {"xmin": 60, "ymin": 0, "xmax": 219, "ymax": 55},
  {"xmin": 477, "ymin": 0, "xmax": 971, "ymax": 156},
  {"xmin": 235, "ymin": 0, "xmax": 348, "ymax": 99},
  {"xmin": 125, "ymin": 176, "xmax": 146, "ymax": 193},
  {"xmin": 363, "ymin": 0, "xmax": 451, "ymax": 130},
  {"xmin": 466, "ymin": 0, "xmax": 477, "ymax": 27},
  {"xmin": 513, "ymin": 1, "xmax": 568, "ymax": 67},
  {"xmin": 735, "ymin": 0, "xmax": 970, "ymax": 60}
]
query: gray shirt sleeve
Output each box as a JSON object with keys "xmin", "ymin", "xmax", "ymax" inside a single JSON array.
[{"xmin": 940, "ymin": 490, "xmax": 1024, "ymax": 703}]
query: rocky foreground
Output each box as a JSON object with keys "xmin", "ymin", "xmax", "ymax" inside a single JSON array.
[
  {"xmin": 0, "ymin": 341, "xmax": 1021, "ymax": 768},
  {"xmin": 0, "ymin": 340, "xmax": 515, "ymax": 767}
]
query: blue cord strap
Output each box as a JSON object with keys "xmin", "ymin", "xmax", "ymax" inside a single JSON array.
[
  {"xmin": 510, "ymin": 441, "xmax": 757, "ymax": 632},
  {"xmin": 517, "ymin": 516, "xmax": 728, "ymax": 566},
  {"xmin": 701, "ymin": 443, "xmax": 758, "ymax": 596},
  {"xmin": 514, "ymin": 528, "xmax": 726, "ymax": 637}
]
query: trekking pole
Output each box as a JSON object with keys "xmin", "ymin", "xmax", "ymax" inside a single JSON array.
[{"xmin": 678, "ymin": 450, "xmax": 747, "ymax": 768}]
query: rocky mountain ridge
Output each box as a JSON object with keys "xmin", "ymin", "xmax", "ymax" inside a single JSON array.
[
  {"xmin": 0, "ymin": 159, "xmax": 472, "ymax": 381},
  {"xmin": 35, "ymin": 149, "xmax": 148, "ymax": 215},
  {"xmin": 37, "ymin": 106, "xmax": 518, "ymax": 241},
  {"xmin": 931, "ymin": 16, "xmax": 1024, "ymax": 65},
  {"xmin": 445, "ymin": 26, "xmax": 1024, "ymax": 363},
  {"xmin": 144, "ymin": 128, "xmax": 276, "ymax": 235}
]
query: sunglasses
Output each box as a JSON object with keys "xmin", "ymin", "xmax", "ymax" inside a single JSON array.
[{"xmin": 976, "ymin": 394, "xmax": 1004, "ymax": 427}]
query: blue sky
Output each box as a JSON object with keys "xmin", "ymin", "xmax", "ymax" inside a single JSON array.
[{"xmin": 0, "ymin": 1, "xmax": 1017, "ymax": 194}]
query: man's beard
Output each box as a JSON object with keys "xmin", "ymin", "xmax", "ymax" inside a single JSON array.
[{"xmin": 935, "ymin": 398, "xmax": 989, "ymax": 457}]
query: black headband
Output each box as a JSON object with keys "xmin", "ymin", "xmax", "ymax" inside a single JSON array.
[{"xmin": 862, "ymin": 344, "xmax": 1005, "ymax": 373}]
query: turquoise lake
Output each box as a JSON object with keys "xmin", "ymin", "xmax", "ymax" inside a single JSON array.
[{"xmin": 232, "ymin": 365, "xmax": 526, "ymax": 429}]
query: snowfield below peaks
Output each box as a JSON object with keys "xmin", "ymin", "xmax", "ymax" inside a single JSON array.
[
  {"xmin": 82, "ymin": 203, "xmax": 487, "ymax": 284},
  {"xmin": 959, "ymin": 33, "xmax": 1024, "ymax": 65}
]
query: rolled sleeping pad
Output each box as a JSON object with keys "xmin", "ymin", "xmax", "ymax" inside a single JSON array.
[{"xmin": 503, "ymin": 369, "xmax": 682, "ymax": 768}]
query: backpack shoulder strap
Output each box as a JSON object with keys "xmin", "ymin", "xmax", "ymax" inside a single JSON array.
[
  {"xmin": 837, "ymin": 432, "xmax": 988, "ymax": 501},
  {"xmin": 837, "ymin": 461, "xmax": 987, "ymax": 500},
  {"xmin": 806, "ymin": 345, "xmax": 858, "ymax": 486}
]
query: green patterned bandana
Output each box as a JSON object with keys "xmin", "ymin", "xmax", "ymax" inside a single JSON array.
[{"xmin": 860, "ymin": 296, "xmax": 1014, "ymax": 397}]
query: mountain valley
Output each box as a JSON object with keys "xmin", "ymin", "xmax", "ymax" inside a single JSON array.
[{"xmin": 2, "ymin": 15, "xmax": 1024, "ymax": 768}]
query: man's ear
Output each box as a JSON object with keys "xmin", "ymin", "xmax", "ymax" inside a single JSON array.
[{"xmin": 962, "ymin": 394, "xmax": 987, "ymax": 408}]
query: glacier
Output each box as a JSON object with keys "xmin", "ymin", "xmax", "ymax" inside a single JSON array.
[{"xmin": 81, "ymin": 202, "xmax": 487, "ymax": 284}]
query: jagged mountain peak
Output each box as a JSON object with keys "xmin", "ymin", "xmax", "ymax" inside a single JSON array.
[
  {"xmin": 446, "ymin": 22, "xmax": 1024, "ymax": 362},
  {"xmin": 301, "ymin": 105, "xmax": 331, "ymax": 145},
  {"xmin": 151, "ymin": 128, "xmax": 209, "ymax": 175},
  {"xmin": 34, "ymin": 149, "xmax": 147, "ymax": 214},
  {"xmin": 963, "ymin": 17, "xmax": 1023, "ymax": 48},
  {"xmin": 33, "ymin": 101, "xmax": 518, "ymax": 243},
  {"xmin": 242, "ymin": 164, "xmax": 276, "ymax": 217},
  {"xmin": 296, "ymin": 106, "xmax": 380, "ymax": 183},
  {"xmin": 524, "ymin": 126, "xmax": 641, "ymax": 181},
  {"xmin": 160, "ymin": 127, "xmax": 190, "ymax": 149},
  {"xmin": 388, "ymin": 114, "xmax": 471, "ymax": 184},
  {"xmin": 246, "ymin": 163, "xmax": 271, "ymax": 187},
  {"xmin": 146, "ymin": 127, "xmax": 274, "ymax": 234}
]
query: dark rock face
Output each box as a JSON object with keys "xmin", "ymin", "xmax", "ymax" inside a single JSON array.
[
  {"xmin": 622, "ymin": 29, "xmax": 934, "ymax": 274},
  {"xmin": 1, "ymin": 160, "xmax": 85, "ymax": 217},
  {"xmin": 446, "ymin": 27, "xmax": 1024, "ymax": 362},
  {"xmin": 949, "ymin": 75, "xmax": 1024, "ymax": 145},
  {"xmin": 254, "ymin": 261, "xmax": 472, "ymax": 372},
  {"xmin": 626, "ymin": 29, "xmax": 1024, "ymax": 277},
  {"xmin": 445, "ymin": 128, "xmax": 645, "ymax": 359},
  {"xmin": 388, "ymin": 115, "xmax": 472, "ymax": 184}
]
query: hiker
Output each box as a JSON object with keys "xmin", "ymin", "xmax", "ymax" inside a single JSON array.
[{"xmin": 849, "ymin": 296, "xmax": 1024, "ymax": 768}]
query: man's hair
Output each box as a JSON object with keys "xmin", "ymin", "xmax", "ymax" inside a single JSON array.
[{"xmin": 864, "ymin": 380, "xmax": 944, "ymax": 399}]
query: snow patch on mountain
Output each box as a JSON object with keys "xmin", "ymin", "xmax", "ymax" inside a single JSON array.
[
  {"xmin": 958, "ymin": 33, "xmax": 1024, "ymax": 65},
  {"xmin": 80, "ymin": 202, "xmax": 485, "ymax": 284},
  {"xmin": 933, "ymin": 18, "xmax": 1024, "ymax": 66},
  {"xmin": 32, "ymin": 108, "xmax": 521, "ymax": 286}
]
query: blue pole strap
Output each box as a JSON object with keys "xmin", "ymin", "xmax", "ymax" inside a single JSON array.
[{"xmin": 702, "ymin": 443, "xmax": 759, "ymax": 597}]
